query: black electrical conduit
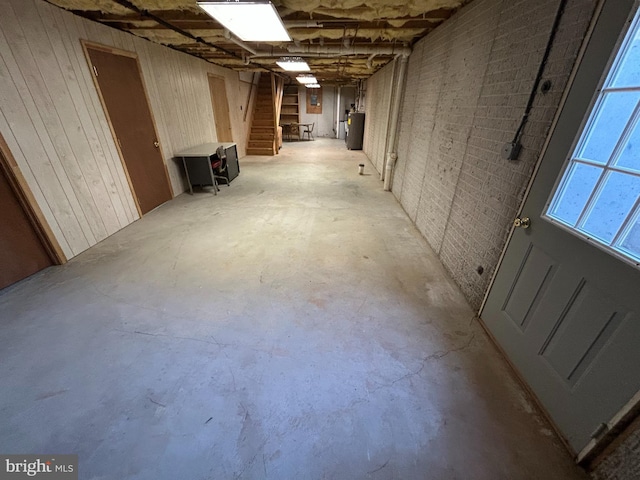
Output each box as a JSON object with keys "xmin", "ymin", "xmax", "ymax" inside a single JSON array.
[{"xmin": 510, "ymin": 0, "xmax": 569, "ymax": 155}]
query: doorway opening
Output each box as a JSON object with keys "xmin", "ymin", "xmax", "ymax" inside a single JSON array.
[{"xmin": 0, "ymin": 134, "xmax": 65, "ymax": 290}]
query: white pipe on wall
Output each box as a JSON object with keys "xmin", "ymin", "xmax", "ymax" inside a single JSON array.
[
  {"xmin": 383, "ymin": 55, "xmax": 409, "ymax": 192},
  {"xmin": 336, "ymin": 86, "xmax": 341, "ymax": 139},
  {"xmin": 384, "ymin": 153, "xmax": 397, "ymax": 188},
  {"xmin": 380, "ymin": 57, "xmax": 398, "ymax": 181}
]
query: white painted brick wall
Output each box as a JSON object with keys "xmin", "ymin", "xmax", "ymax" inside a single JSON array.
[
  {"xmin": 593, "ymin": 420, "xmax": 640, "ymax": 480},
  {"xmin": 364, "ymin": 0, "xmax": 596, "ymax": 309},
  {"xmin": 363, "ymin": 62, "xmax": 394, "ymax": 173},
  {"xmin": 363, "ymin": 2, "xmax": 640, "ymax": 474}
]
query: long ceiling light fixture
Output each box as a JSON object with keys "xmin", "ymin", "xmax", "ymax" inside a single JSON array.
[
  {"xmin": 276, "ymin": 56, "xmax": 310, "ymax": 72},
  {"xmin": 197, "ymin": 1, "xmax": 291, "ymax": 42},
  {"xmin": 296, "ymin": 74, "xmax": 317, "ymax": 84},
  {"xmin": 306, "ymin": 83, "xmax": 321, "ymax": 89}
]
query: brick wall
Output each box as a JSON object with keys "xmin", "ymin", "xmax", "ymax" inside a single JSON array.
[
  {"xmin": 362, "ymin": 61, "xmax": 394, "ymax": 173},
  {"xmin": 365, "ymin": 0, "xmax": 596, "ymax": 310},
  {"xmin": 593, "ymin": 421, "xmax": 640, "ymax": 480},
  {"xmin": 362, "ymin": 2, "xmax": 640, "ymax": 476}
]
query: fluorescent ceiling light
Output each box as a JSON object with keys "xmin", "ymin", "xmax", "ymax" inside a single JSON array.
[
  {"xmin": 306, "ymin": 83, "xmax": 321, "ymax": 88},
  {"xmin": 197, "ymin": 1, "xmax": 291, "ymax": 42},
  {"xmin": 296, "ymin": 75, "xmax": 317, "ymax": 84},
  {"xmin": 276, "ymin": 57, "xmax": 310, "ymax": 72}
]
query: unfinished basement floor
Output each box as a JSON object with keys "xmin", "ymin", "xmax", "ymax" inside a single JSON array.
[{"xmin": 0, "ymin": 139, "xmax": 587, "ymax": 479}]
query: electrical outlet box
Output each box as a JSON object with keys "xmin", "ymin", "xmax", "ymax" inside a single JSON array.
[{"xmin": 502, "ymin": 142, "xmax": 522, "ymax": 160}]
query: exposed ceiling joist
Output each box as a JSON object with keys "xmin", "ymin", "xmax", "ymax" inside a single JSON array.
[{"xmin": 47, "ymin": 0, "xmax": 471, "ymax": 84}]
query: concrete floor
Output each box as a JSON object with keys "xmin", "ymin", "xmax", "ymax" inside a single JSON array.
[{"xmin": 0, "ymin": 139, "xmax": 587, "ymax": 480}]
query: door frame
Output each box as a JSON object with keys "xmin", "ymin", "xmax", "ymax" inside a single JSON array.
[
  {"xmin": 0, "ymin": 133, "xmax": 66, "ymax": 265},
  {"xmin": 207, "ymin": 73, "xmax": 234, "ymax": 142},
  {"xmin": 478, "ymin": 0, "xmax": 640, "ymax": 464},
  {"xmin": 81, "ymin": 40, "xmax": 173, "ymax": 216}
]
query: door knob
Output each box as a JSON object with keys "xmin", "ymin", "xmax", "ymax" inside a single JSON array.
[
  {"xmin": 514, "ymin": 217, "xmax": 531, "ymax": 229},
  {"xmin": 153, "ymin": 141, "xmax": 160, "ymax": 148}
]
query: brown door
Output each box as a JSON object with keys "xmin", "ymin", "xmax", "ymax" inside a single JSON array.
[
  {"xmin": 86, "ymin": 45, "xmax": 172, "ymax": 215},
  {"xmin": 0, "ymin": 158, "xmax": 53, "ymax": 290},
  {"xmin": 208, "ymin": 74, "xmax": 233, "ymax": 142}
]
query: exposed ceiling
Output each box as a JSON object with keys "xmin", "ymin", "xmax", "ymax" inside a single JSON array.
[{"xmin": 46, "ymin": 0, "xmax": 469, "ymax": 85}]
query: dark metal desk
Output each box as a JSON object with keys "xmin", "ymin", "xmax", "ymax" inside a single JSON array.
[{"xmin": 175, "ymin": 142, "xmax": 239, "ymax": 195}]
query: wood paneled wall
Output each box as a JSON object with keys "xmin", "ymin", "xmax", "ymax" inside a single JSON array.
[{"xmin": 0, "ymin": 0, "xmax": 254, "ymax": 259}]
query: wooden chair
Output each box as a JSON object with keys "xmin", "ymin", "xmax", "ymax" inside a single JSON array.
[{"xmin": 302, "ymin": 122, "xmax": 315, "ymax": 141}]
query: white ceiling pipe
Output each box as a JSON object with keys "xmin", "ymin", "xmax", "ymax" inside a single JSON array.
[
  {"xmin": 285, "ymin": 44, "xmax": 411, "ymax": 57},
  {"xmin": 250, "ymin": 47, "xmax": 411, "ymax": 59},
  {"xmin": 366, "ymin": 53, "xmax": 376, "ymax": 69},
  {"xmin": 285, "ymin": 21, "xmax": 323, "ymax": 28},
  {"xmin": 250, "ymin": 52, "xmax": 341, "ymax": 58},
  {"xmin": 224, "ymin": 29, "xmax": 259, "ymax": 56}
]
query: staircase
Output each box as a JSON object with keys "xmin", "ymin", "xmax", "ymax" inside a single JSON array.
[{"xmin": 247, "ymin": 74, "xmax": 278, "ymax": 156}]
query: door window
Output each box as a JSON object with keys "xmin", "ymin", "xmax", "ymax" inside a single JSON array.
[{"xmin": 545, "ymin": 8, "xmax": 640, "ymax": 266}]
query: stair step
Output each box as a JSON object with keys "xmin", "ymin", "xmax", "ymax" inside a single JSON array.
[
  {"xmin": 249, "ymin": 73, "xmax": 278, "ymax": 154},
  {"xmin": 250, "ymin": 133, "xmax": 274, "ymax": 140},
  {"xmin": 248, "ymin": 140, "xmax": 274, "ymax": 148},
  {"xmin": 248, "ymin": 136, "xmax": 273, "ymax": 142},
  {"xmin": 247, "ymin": 148, "xmax": 275, "ymax": 156}
]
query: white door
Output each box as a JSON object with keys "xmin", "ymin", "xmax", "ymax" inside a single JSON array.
[{"xmin": 481, "ymin": 0, "xmax": 640, "ymax": 453}]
